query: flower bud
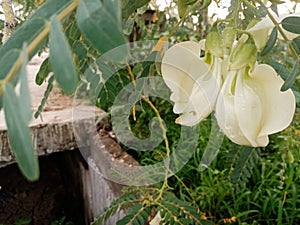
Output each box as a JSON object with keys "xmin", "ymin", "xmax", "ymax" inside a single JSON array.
[
  {"xmin": 229, "ymin": 37, "xmax": 257, "ymax": 71},
  {"xmin": 205, "ymin": 25, "xmax": 224, "ymax": 60},
  {"xmin": 223, "ymin": 27, "xmax": 236, "ymax": 54}
]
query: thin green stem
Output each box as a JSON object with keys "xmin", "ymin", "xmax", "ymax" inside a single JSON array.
[{"xmin": 142, "ymin": 97, "xmax": 171, "ymax": 200}]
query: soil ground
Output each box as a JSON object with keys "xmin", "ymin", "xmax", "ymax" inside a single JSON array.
[{"xmin": 0, "ymin": 150, "xmax": 86, "ymax": 225}]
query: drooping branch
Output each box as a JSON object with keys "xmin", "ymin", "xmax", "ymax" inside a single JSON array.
[{"xmin": 1, "ymin": 0, "xmax": 17, "ymax": 43}]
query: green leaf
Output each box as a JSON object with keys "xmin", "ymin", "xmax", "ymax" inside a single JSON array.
[
  {"xmin": 0, "ymin": 17, "xmax": 47, "ymax": 64},
  {"xmin": 20, "ymin": 44, "xmax": 32, "ymax": 123},
  {"xmin": 292, "ymin": 37, "xmax": 300, "ymax": 54},
  {"xmin": 34, "ymin": 76, "xmax": 55, "ymax": 119},
  {"xmin": 293, "ymin": 90, "xmax": 300, "ymax": 104},
  {"xmin": 281, "ymin": 16, "xmax": 300, "ymax": 34},
  {"xmin": 199, "ymin": 115, "xmax": 224, "ymax": 170},
  {"xmin": 3, "ymin": 83, "xmax": 39, "ymax": 181},
  {"xmin": 104, "ymin": 0, "xmax": 121, "ymax": 23},
  {"xmin": 228, "ymin": 146, "xmax": 260, "ymax": 192},
  {"xmin": 199, "ymin": 0, "xmax": 212, "ymax": 10},
  {"xmin": 0, "ymin": 0, "xmax": 73, "ymax": 81},
  {"xmin": 123, "ymin": 17, "xmax": 135, "ymax": 36},
  {"xmin": 116, "ymin": 214, "xmax": 132, "ymax": 225},
  {"xmin": 121, "ymin": 0, "xmax": 150, "ymax": 18},
  {"xmin": 35, "ymin": 58, "xmax": 51, "ymax": 85},
  {"xmin": 178, "ymin": 0, "xmax": 189, "ymax": 18},
  {"xmin": 281, "ymin": 60, "xmax": 299, "ymax": 91},
  {"xmin": 76, "ymin": 0, "xmax": 128, "ymax": 60},
  {"xmin": 0, "ymin": 49, "xmax": 21, "ymax": 81},
  {"xmin": 65, "ymin": 19, "xmax": 82, "ymax": 46},
  {"xmin": 49, "ymin": 15, "xmax": 78, "ymax": 94},
  {"xmin": 0, "ymin": 49, "xmax": 21, "ymax": 110},
  {"xmin": 261, "ymin": 27, "xmax": 278, "ymax": 56},
  {"xmin": 269, "ymin": 60, "xmax": 290, "ymax": 80},
  {"xmin": 13, "ymin": 218, "xmax": 32, "ymax": 225}
]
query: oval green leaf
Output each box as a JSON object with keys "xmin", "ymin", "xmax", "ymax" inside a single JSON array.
[
  {"xmin": 49, "ymin": 15, "xmax": 78, "ymax": 94},
  {"xmin": 261, "ymin": 27, "xmax": 278, "ymax": 56},
  {"xmin": 20, "ymin": 44, "xmax": 32, "ymax": 123},
  {"xmin": 281, "ymin": 16, "xmax": 300, "ymax": 34},
  {"xmin": 292, "ymin": 37, "xmax": 300, "ymax": 55},
  {"xmin": 281, "ymin": 60, "xmax": 299, "ymax": 91},
  {"xmin": 76, "ymin": 0, "xmax": 128, "ymax": 60},
  {"xmin": 35, "ymin": 58, "xmax": 51, "ymax": 85},
  {"xmin": 3, "ymin": 83, "xmax": 39, "ymax": 181},
  {"xmin": 121, "ymin": 0, "xmax": 150, "ymax": 18}
]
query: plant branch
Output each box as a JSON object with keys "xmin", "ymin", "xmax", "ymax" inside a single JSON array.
[
  {"xmin": 142, "ymin": 97, "xmax": 171, "ymax": 199},
  {"xmin": 0, "ymin": 0, "xmax": 79, "ymax": 95},
  {"xmin": 1, "ymin": 0, "xmax": 16, "ymax": 43}
]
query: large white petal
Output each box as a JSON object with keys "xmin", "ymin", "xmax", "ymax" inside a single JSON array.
[
  {"xmin": 175, "ymin": 57, "xmax": 222, "ymax": 126},
  {"xmin": 216, "ymin": 71, "xmax": 251, "ymax": 146},
  {"xmin": 235, "ymin": 68, "xmax": 264, "ymax": 147},
  {"xmin": 248, "ymin": 17, "xmax": 273, "ymax": 50},
  {"xmin": 161, "ymin": 41, "xmax": 210, "ymax": 114},
  {"xmin": 247, "ymin": 64, "xmax": 296, "ymax": 144},
  {"xmin": 162, "ymin": 41, "xmax": 221, "ymax": 126}
]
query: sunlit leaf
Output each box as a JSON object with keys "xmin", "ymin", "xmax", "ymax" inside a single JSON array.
[
  {"xmin": 49, "ymin": 15, "xmax": 78, "ymax": 94},
  {"xmin": 19, "ymin": 44, "xmax": 32, "ymax": 122},
  {"xmin": 199, "ymin": 0, "xmax": 212, "ymax": 10},
  {"xmin": 76, "ymin": 0, "xmax": 128, "ymax": 60},
  {"xmin": 3, "ymin": 83, "xmax": 39, "ymax": 181},
  {"xmin": 281, "ymin": 16, "xmax": 300, "ymax": 34},
  {"xmin": 121, "ymin": 0, "xmax": 150, "ymax": 18},
  {"xmin": 281, "ymin": 60, "xmax": 299, "ymax": 91},
  {"xmin": 123, "ymin": 17, "xmax": 135, "ymax": 36},
  {"xmin": 178, "ymin": 0, "xmax": 189, "ymax": 18}
]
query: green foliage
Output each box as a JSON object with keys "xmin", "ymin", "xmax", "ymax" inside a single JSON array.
[
  {"xmin": 50, "ymin": 216, "xmax": 74, "ymax": 225},
  {"xmin": 76, "ymin": 0, "xmax": 128, "ymax": 60},
  {"xmin": 281, "ymin": 60, "xmax": 299, "ymax": 92},
  {"xmin": 0, "ymin": 0, "xmax": 300, "ymax": 224},
  {"xmin": 3, "ymin": 82, "xmax": 39, "ymax": 181},
  {"xmin": 121, "ymin": 0, "xmax": 150, "ymax": 18},
  {"xmin": 35, "ymin": 57, "xmax": 50, "ymax": 85},
  {"xmin": 281, "ymin": 16, "xmax": 300, "ymax": 34},
  {"xmin": 0, "ymin": 217, "xmax": 32, "ymax": 225},
  {"xmin": 49, "ymin": 15, "xmax": 78, "ymax": 94},
  {"xmin": 93, "ymin": 187, "xmax": 211, "ymax": 225},
  {"xmin": 226, "ymin": 146, "xmax": 261, "ymax": 192},
  {"xmin": 260, "ymin": 27, "xmax": 278, "ymax": 56},
  {"xmin": 34, "ymin": 75, "xmax": 55, "ymax": 119}
]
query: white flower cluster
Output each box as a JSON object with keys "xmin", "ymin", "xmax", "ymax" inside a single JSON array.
[{"xmin": 161, "ymin": 22, "xmax": 296, "ymax": 147}]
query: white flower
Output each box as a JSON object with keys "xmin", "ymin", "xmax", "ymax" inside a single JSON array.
[
  {"xmin": 215, "ymin": 64, "xmax": 295, "ymax": 147},
  {"xmin": 248, "ymin": 13, "xmax": 300, "ymax": 50},
  {"xmin": 161, "ymin": 40, "xmax": 296, "ymax": 147},
  {"xmin": 161, "ymin": 41, "xmax": 222, "ymax": 126}
]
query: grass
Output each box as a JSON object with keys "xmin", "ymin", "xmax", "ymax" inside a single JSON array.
[{"xmin": 123, "ymin": 95, "xmax": 300, "ymax": 224}]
